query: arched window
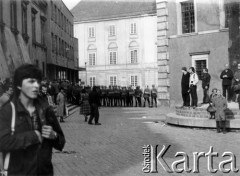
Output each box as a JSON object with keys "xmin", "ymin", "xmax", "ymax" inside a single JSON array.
[
  {"xmin": 108, "ymin": 42, "xmax": 118, "ymax": 65},
  {"xmin": 87, "ymin": 44, "xmax": 97, "ymax": 66},
  {"xmin": 129, "ymin": 41, "xmax": 139, "ymax": 64}
]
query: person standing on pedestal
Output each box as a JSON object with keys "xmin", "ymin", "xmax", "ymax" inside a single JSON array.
[
  {"xmin": 201, "ymin": 68, "xmax": 211, "ymax": 104},
  {"xmin": 220, "ymin": 64, "xmax": 233, "ymax": 102},
  {"xmin": 181, "ymin": 67, "xmax": 190, "ymax": 108},
  {"xmin": 232, "ymin": 64, "xmax": 240, "ymax": 109},
  {"xmin": 189, "ymin": 67, "xmax": 199, "ymax": 109}
]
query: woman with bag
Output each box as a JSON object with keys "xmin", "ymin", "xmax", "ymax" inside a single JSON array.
[
  {"xmin": 79, "ymin": 88, "xmax": 91, "ymax": 122},
  {"xmin": 207, "ymin": 88, "xmax": 217, "ymax": 119},
  {"xmin": 0, "ymin": 64, "xmax": 65, "ymax": 176}
]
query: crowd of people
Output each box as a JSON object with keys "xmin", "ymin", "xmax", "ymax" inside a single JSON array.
[{"xmin": 180, "ymin": 63, "xmax": 240, "ymax": 134}]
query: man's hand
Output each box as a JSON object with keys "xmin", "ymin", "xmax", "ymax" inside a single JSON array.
[
  {"xmin": 205, "ymin": 86, "xmax": 208, "ymax": 89},
  {"xmin": 236, "ymin": 79, "xmax": 239, "ymax": 82},
  {"xmin": 35, "ymin": 130, "xmax": 43, "ymax": 143},
  {"xmin": 42, "ymin": 125, "xmax": 57, "ymax": 140}
]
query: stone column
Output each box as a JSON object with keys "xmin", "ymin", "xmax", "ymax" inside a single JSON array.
[{"xmin": 156, "ymin": 0, "xmax": 170, "ymax": 106}]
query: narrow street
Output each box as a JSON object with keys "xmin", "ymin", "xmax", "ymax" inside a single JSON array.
[{"xmin": 53, "ymin": 107, "xmax": 240, "ymax": 176}]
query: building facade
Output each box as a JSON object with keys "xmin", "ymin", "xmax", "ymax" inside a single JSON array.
[
  {"xmin": 72, "ymin": 0, "xmax": 158, "ymax": 88},
  {"xmin": 0, "ymin": 0, "xmax": 80, "ymax": 82},
  {"xmin": 47, "ymin": 0, "xmax": 82, "ymax": 82},
  {"xmin": 156, "ymin": 0, "xmax": 232, "ymax": 106}
]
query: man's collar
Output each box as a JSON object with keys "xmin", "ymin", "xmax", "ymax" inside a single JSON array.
[{"xmin": 12, "ymin": 96, "xmax": 39, "ymax": 113}]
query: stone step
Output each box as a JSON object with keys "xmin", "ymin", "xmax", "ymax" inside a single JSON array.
[
  {"xmin": 53, "ymin": 104, "xmax": 79, "ymax": 117},
  {"xmin": 166, "ymin": 113, "xmax": 240, "ymax": 129}
]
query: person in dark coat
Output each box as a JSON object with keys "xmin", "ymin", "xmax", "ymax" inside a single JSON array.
[
  {"xmin": 0, "ymin": 64, "xmax": 65, "ymax": 176},
  {"xmin": 212, "ymin": 89, "xmax": 228, "ymax": 134},
  {"xmin": 151, "ymin": 85, "xmax": 158, "ymax": 107},
  {"xmin": 135, "ymin": 86, "xmax": 142, "ymax": 107},
  {"xmin": 181, "ymin": 67, "xmax": 190, "ymax": 107},
  {"xmin": 201, "ymin": 68, "xmax": 211, "ymax": 104},
  {"xmin": 88, "ymin": 86, "xmax": 101, "ymax": 125},
  {"xmin": 220, "ymin": 63, "xmax": 233, "ymax": 102}
]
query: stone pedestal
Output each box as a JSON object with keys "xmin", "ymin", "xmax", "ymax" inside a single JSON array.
[{"xmin": 166, "ymin": 104, "xmax": 240, "ymax": 129}]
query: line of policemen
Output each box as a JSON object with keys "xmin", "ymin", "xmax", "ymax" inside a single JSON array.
[
  {"xmin": 94, "ymin": 85, "xmax": 158, "ymax": 108},
  {"xmin": 46, "ymin": 79, "xmax": 158, "ymax": 108}
]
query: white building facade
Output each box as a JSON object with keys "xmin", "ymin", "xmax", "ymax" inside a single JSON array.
[{"xmin": 73, "ymin": 1, "xmax": 158, "ymax": 88}]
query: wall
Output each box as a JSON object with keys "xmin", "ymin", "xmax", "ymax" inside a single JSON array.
[
  {"xmin": 74, "ymin": 15, "xmax": 158, "ymax": 88},
  {"xmin": 159, "ymin": 0, "xmax": 230, "ymax": 106},
  {"xmin": 168, "ymin": 32, "xmax": 229, "ymax": 105}
]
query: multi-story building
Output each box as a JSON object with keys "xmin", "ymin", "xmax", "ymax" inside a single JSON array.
[
  {"xmin": 0, "ymin": 0, "xmax": 80, "ymax": 82},
  {"xmin": 47, "ymin": 0, "xmax": 82, "ymax": 82},
  {"xmin": 72, "ymin": 0, "xmax": 157, "ymax": 88},
  {"xmin": 156, "ymin": 0, "xmax": 232, "ymax": 106}
]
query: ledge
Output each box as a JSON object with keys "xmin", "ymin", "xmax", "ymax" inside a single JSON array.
[
  {"xmin": 33, "ymin": 41, "xmax": 47, "ymax": 50},
  {"xmin": 166, "ymin": 113, "xmax": 240, "ymax": 129}
]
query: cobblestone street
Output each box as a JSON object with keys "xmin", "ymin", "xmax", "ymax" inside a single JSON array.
[{"xmin": 53, "ymin": 107, "xmax": 240, "ymax": 176}]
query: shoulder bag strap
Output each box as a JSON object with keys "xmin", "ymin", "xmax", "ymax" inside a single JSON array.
[{"xmin": 3, "ymin": 102, "xmax": 16, "ymax": 174}]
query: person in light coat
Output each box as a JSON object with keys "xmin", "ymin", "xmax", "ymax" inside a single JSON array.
[
  {"xmin": 212, "ymin": 90, "xmax": 228, "ymax": 134},
  {"xmin": 189, "ymin": 67, "xmax": 199, "ymax": 109},
  {"xmin": 56, "ymin": 87, "xmax": 66, "ymax": 122}
]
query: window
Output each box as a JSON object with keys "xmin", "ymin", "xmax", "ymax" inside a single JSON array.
[
  {"xmin": 10, "ymin": 0, "xmax": 17, "ymax": 32},
  {"xmin": 181, "ymin": 1, "xmax": 195, "ymax": 33},
  {"xmin": 40, "ymin": 17, "xmax": 46, "ymax": 45},
  {"xmin": 192, "ymin": 54, "xmax": 208, "ymax": 80},
  {"xmin": 89, "ymin": 52, "xmax": 96, "ymax": 66},
  {"xmin": 58, "ymin": 38, "xmax": 62, "ymax": 56},
  {"xmin": 109, "ymin": 25, "xmax": 116, "ymax": 36},
  {"xmin": 90, "ymin": 77, "xmax": 96, "ymax": 87},
  {"xmin": 224, "ymin": 1, "xmax": 231, "ymax": 28},
  {"xmin": 31, "ymin": 9, "xmax": 37, "ymax": 42},
  {"xmin": 130, "ymin": 23, "xmax": 137, "ymax": 34},
  {"xmin": 42, "ymin": 62, "xmax": 45, "ymax": 77},
  {"xmin": 130, "ymin": 50, "xmax": 138, "ymax": 63},
  {"xmin": 130, "ymin": 75, "xmax": 138, "ymax": 87},
  {"xmin": 109, "ymin": 76, "xmax": 117, "ymax": 86},
  {"xmin": 109, "ymin": 51, "xmax": 117, "ymax": 64},
  {"xmin": 54, "ymin": 5, "xmax": 57, "ymax": 22},
  {"xmin": 58, "ymin": 9, "xmax": 60, "ymax": 25},
  {"xmin": 55, "ymin": 35, "xmax": 58, "ymax": 54},
  {"xmin": 51, "ymin": 33, "xmax": 54, "ymax": 52},
  {"xmin": 22, "ymin": 4, "xmax": 28, "ymax": 36},
  {"xmin": 0, "ymin": 0, "xmax": 2, "ymax": 22},
  {"xmin": 51, "ymin": 1, "xmax": 54, "ymax": 20},
  {"xmin": 88, "ymin": 27, "xmax": 95, "ymax": 38}
]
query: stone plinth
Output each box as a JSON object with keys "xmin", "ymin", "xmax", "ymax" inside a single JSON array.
[{"xmin": 166, "ymin": 104, "xmax": 240, "ymax": 129}]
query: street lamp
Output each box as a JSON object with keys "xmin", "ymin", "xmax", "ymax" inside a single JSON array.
[{"xmin": 85, "ymin": 62, "xmax": 87, "ymax": 86}]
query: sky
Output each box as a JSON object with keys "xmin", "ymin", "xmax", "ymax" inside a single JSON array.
[{"xmin": 62, "ymin": 0, "xmax": 81, "ymax": 10}]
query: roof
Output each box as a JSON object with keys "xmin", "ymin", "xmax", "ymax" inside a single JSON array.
[{"xmin": 71, "ymin": 0, "xmax": 156, "ymax": 22}]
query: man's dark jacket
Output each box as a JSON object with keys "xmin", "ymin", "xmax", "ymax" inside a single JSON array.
[
  {"xmin": 89, "ymin": 90, "xmax": 101, "ymax": 106},
  {"xmin": 181, "ymin": 72, "xmax": 190, "ymax": 94},
  {"xmin": 0, "ymin": 96, "xmax": 65, "ymax": 176},
  {"xmin": 202, "ymin": 73, "xmax": 211, "ymax": 88},
  {"xmin": 220, "ymin": 69, "xmax": 233, "ymax": 86}
]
